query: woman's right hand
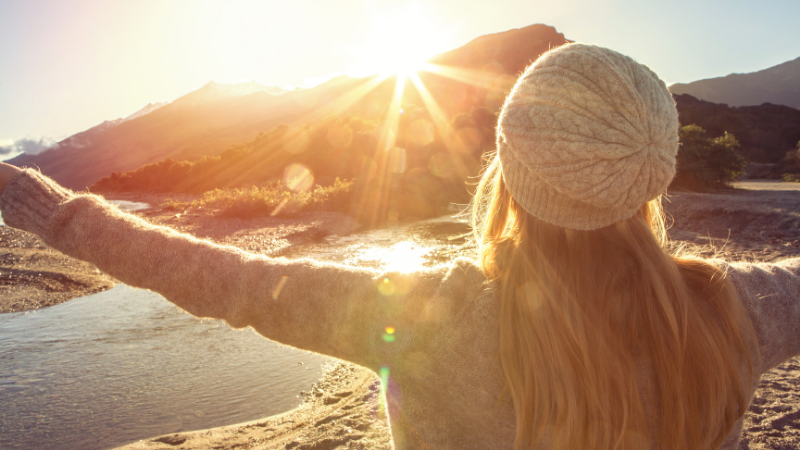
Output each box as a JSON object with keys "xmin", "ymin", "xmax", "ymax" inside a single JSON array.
[{"xmin": 0, "ymin": 162, "xmax": 23, "ymax": 196}]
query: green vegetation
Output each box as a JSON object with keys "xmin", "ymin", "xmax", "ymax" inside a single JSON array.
[
  {"xmin": 778, "ymin": 140, "xmax": 800, "ymax": 182},
  {"xmin": 671, "ymin": 125, "xmax": 747, "ymax": 191}
]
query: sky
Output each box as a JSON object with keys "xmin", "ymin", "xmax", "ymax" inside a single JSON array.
[{"xmin": 1, "ymin": 0, "xmax": 799, "ymax": 156}]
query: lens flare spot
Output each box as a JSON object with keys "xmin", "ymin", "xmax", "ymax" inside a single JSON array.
[
  {"xmin": 389, "ymin": 147, "xmax": 407, "ymax": 174},
  {"xmin": 283, "ymin": 164, "xmax": 314, "ymax": 192},
  {"xmin": 410, "ymin": 119, "xmax": 434, "ymax": 146},
  {"xmin": 382, "ymin": 334, "xmax": 396, "ymax": 342},
  {"xmin": 379, "ymin": 366, "xmax": 390, "ymax": 387},
  {"xmin": 270, "ymin": 198, "xmax": 289, "ymax": 216},
  {"xmin": 385, "ymin": 326, "xmax": 395, "ymax": 334},
  {"xmin": 378, "ymin": 278, "xmax": 396, "ymax": 296},
  {"xmin": 271, "ymin": 275, "xmax": 289, "ymax": 300}
]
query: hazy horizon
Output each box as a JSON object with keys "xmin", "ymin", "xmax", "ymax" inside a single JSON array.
[{"xmin": 2, "ymin": 0, "xmax": 799, "ymax": 152}]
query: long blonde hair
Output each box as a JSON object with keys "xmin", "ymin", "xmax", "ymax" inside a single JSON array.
[{"xmin": 472, "ymin": 155, "xmax": 756, "ymax": 449}]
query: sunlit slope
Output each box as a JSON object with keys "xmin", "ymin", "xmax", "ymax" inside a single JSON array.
[
  {"xmin": 9, "ymin": 24, "xmax": 569, "ymax": 190},
  {"xmin": 8, "ymin": 80, "xmax": 336, "ymax": 189},
  {"xmin": 670, "ymin": 56, "xmax": 800, "ymax": 109}
]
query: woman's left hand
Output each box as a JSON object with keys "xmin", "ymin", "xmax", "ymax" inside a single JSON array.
[{"xmin": 0, "ymin": 162, "xmax": 23, "ymax": 196}]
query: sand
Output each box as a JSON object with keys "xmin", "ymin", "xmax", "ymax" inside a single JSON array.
[
  {"xmin": 5, "ymin": 182, "xmax": 800, "ymax": 448},
  {"xmin": 114, "ymin": 362, "xmax": 392, "ymax": 450},
  {"xmin": 0, "ymin": 226, "xmax": 115, "ymax": 313}
]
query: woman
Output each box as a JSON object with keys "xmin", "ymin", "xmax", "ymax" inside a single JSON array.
[{"xmin": 1, "ymin": 44, "xmax": 797, "ymax": 450}]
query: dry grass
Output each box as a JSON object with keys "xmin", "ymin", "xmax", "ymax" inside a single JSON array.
[{"xmin": 161, "ymin": 179, "xmax": 354, "ymax": 218}]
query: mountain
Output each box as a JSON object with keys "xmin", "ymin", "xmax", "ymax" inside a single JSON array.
[
  {"xmin": 669, "ymin": 56, "xmax": 800, "ymax": 109},
  {"xmin": 6, "ymin": 80, "xmax": 341, "ymax": 189},
  {"xmin": 7, "ymin": 24, "xmax": 569, "ymax": 190}
]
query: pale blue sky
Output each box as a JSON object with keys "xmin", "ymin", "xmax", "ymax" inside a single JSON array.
[{"xmin": 1, "ymin": 0, "xmax": 798, "ymax": 150}]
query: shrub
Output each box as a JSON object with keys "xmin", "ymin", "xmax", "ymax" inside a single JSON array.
[
  {"xmin": 782, "ymin": 173, "xmax": 800, "ymax": 183},
  {"xmin": 671, "ymin": 125, "xmax": 747, "ymax": 191},
  {"xmin": 161, "ymin": 179, "xmax": 354, "ymax": 219}
]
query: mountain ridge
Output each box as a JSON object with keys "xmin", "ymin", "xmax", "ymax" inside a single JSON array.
[{"xmin": 670, "ymin": 56, "xmax": 800, "ymax": 109}]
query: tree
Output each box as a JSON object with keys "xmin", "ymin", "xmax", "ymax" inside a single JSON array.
[{"xmin": 671, "ymin": 125, "xmax": 747, "ymax": 191}]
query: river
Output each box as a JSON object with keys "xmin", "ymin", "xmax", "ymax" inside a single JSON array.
[{"xmin": 0, "ymin": 214, "xmax": 472, "ymax": 450}]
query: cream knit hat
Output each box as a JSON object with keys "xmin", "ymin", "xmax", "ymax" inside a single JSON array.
[{"xmin": 497, "ymin": 43, "xmax": 679, "ymax": 230}]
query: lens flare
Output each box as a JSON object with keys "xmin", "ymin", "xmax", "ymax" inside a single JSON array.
[
  {"xmin": 271, "ymin": 275, "xmax": 289, "ymax": 300},
  {"xmin": 283, "ymin": 163, "xmax": 314, "ymax": 192},
  {"xmin": 389, "ymin": 147, "xmax": 407, "ymax": 174},
  {"xmin": 378, "ymin": 277, "xmax": 396, "ymax": 296},
  {"xmin": 379, "ymin": 366, "xmax": 390, "ymax": 387}
]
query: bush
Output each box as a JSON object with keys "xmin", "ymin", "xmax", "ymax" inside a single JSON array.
[
  {"xmin": 671, "ymin": 125, "xmax": 747, "ymax": 191},
  {"xmin": 160, "ymin": 179, "xmax": 354, "ymax": 219}
]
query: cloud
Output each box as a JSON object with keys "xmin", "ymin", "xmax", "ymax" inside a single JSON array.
[{"xmin": 0, "ymin": 137, "xmax": 56, "ymax": 156}]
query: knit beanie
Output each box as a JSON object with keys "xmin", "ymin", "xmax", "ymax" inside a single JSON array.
[{"xmin": 497, "ymin": 43, "xmax": 679, "ymax": 230}]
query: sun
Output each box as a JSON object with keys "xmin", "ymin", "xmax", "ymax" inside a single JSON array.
[{"xmin": 350, "ymin": 5, "xmax": 452, "ymax": 78}]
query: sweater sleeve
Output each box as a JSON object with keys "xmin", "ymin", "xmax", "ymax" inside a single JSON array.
[
  {"xmin": 0, "ymin": 169, "xmax": 459, "ymax": 371},
  {"xmin": 725, "ymin": 258, "xmax": 800, "ymax": 373}
]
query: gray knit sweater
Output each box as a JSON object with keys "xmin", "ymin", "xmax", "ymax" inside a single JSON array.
[{"xmin": 2, "ymin": 169, "xmax": 800, "ymax": 450}]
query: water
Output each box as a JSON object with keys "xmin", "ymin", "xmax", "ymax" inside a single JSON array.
[
  {"xmin": 0, "ymin": 214, "xmax": 471, "ymax": 450},
  {"xmin": 0, "ymin": 286, "xmax": 330, "ymax": 450},
  {"xmin": 107, "ymin": 200, "xmax": 151, "ymax": 212},
  {"xmin": 0, "ymin": 199, "xmax": 149, "ymax": 226}
]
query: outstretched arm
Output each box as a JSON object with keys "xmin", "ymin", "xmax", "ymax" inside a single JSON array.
[
  {"xmin": 0, "ymin": 166, "xmax": 453, "ymax": 370},
  {"xmin": 726, "ymin": 258, "xmax": 800, "ymax": 373}
]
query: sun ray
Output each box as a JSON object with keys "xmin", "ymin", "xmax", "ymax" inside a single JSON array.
[
  {"xmin": 304, "ymin": 73, "xmax": 391, "ymax": 120},
  {"xmin": 408, "ymin": 72, "xmax": 474, "ymax": 181},
  {"xmin": 416, "ymin": 62, "xmax": 501, "ymax": 91},
  {"xmin": 375, "ymin": 72, "xmax": 408, "ymax": 223}
]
